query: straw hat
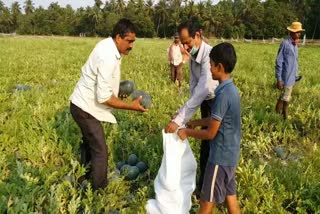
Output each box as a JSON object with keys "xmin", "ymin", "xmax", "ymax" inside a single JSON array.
[{"xmin": 287, "ymin": 22, "xmax": 305, "ymax": 32}]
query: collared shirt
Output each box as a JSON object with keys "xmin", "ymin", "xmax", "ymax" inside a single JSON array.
[
  {"xmin": 173, "ymin": 41, "xmax": 219, "ymax": 126},
  {"xmin": 208, "ymin": 79, "xmax": 241, "ymax": 167},
  {"xmin": 275, "ymin": 37, "xmax": 298, "ymax": 87},
  {"xmin": 70, "ymin": 37, "xmax": 121, "ymax": 123}
]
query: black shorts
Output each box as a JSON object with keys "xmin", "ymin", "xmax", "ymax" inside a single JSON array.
[{"xmin": 200, "ymin": 163, "xmax": 236, "ymax": 204}]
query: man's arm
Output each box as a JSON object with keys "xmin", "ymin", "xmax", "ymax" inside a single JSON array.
[
  {"xmin": 104, "ymin": 95, "xmax": 146, "ymax": 112},
  {"xmin": 275, "ymin": 43, "xmax": 285, "ymax": 89},
  {"xmin": 96, "ymin": 58, "xmax": 147, "ymax": 112},
  {"xmin": 173, "ymin": 57, "xmax": 213, "ymax": 126},
  {"xmin": 187, "ymin": 118, "xmax": 212, "ymax": 129},
  {"xmin": 178, "ymin": 118, "xmax": 221, "ymax": 140}
]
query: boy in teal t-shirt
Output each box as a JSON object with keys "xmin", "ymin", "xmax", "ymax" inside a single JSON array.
[{"xmin": 178, "ymin": 42, "xmax": 241, "ymax": 214}]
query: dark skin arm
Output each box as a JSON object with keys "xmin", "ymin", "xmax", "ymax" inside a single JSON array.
[
  {"xmin": 104, "ymin": 95, "xmax": 147, "ymax": 112},
  {"xmin": 186, "ymin": 118, "xmax": 212, "ymax": 129},
  {"xmin": 277, "ymin": 80, "xmax": 284, "ymax": 90},
  {"xmin": 178, "ymin": 118, "xmax": 221, "ymax": 141}
]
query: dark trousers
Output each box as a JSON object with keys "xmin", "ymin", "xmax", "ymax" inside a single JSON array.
[
  {"xmin": 70, "ymin": 102, "xmax": 108, "ymax": 190},
  {"xmin": 198, "ymin": 99, "xmax": 213, "ymax": 191},
  {"xmin": 170, "ymin": 63, "xmax": 183, "ymax": 81}
]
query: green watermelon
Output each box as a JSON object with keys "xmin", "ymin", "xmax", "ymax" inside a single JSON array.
[
  {"xmin": 119, "ymin": 80, "xmax": 135, "ymax": 97},
  {"xmin": 128, "ymin": 154, "xmax": 139, "ymax": 166},
  {"xmin": 131, "ymin": 90, "xmax": 152, "ymax": 109},
  {"xmin": 116, "ymin": 161, "xmax": 126, "ymax": 170},
  {"xmin": 15, "ymin": 84, "xmax": 31, "ymax": 91},
  {"xmin": 127, "ymin": 166, "xmax": 140, "ymax": 180},
  {"xmin": 273, "ymin": 147, "xmax": 287, "ymax": 159},
  {"xmin": 136, "ymin": 161, "xmax": 148, "ymax": 173},
  {"xmin": 120, "ymin": 164, "xmax": 130, "ymax": 176}
]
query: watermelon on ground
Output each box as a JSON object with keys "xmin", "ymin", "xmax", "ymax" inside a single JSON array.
[
  {"xmin": 136, "ymin": 161, "xmax": 148, "ymax": 173},
  {"xmin": 127, "ymin": 166, "xmax": 140, "ymax": 180},
  {"xmin": 128, "ymin": 154, "xmax": 139, "ymax": 166},
  {"xmin": 273, "ymin": 147, "xmax": 287, "ymax": 159},
  {"xmin": 116, "ymin": 161, "xmax": 126, "ymax": 170},
  {"xmin": 120, "ymin": 164, "xmax": 130, "ymax": 176}
]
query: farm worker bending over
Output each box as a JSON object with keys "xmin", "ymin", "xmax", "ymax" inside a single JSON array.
[
  {"xmin": 165, "ymin": 19, "xmax": 219, "ymax": 197},
  {"xmin": 275, "ymin": 21, "xmax": 304, "ymax": 119},
  {"xmin": 69, "ymin": 19, "xmax": 147, "ymax": 190},
  {"xmin": 168, "ymin": 32, "xmax": 189, "ymax": 87}
]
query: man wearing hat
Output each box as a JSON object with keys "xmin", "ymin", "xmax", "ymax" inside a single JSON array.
[
  {"xmin": 168, "ymin": 32, "xmax": 189, "ymax": 87},
  {"xmin": 275, "ymin": 21, "xmax": 305, "ymax": 119}
]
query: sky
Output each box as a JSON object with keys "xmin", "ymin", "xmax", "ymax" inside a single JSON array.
[{"xmin": 3, "ymin": 0, "xmax": 220, "ymax": 9}]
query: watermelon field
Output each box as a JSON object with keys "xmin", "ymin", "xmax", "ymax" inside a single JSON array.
[{"xmin": 0, "ymin": 36, "xmax": 320, "ymax": 213}]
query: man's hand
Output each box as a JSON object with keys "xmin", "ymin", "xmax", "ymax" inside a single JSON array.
[
  {"xmin": 131, "ymin": 96, "xmax": 148, "ymax": 112},
  {"xmin": 177, "ymin": 128, "xmax": 187, "ymax": 141},
  {"xmin": 118, "ymin": 94, "xmax": 128, "ymax": 99},
  {"xmin": 277, "ymin": 80, "xmax": 284, "ymax": 90},
  {"xmin": 186, "ymin": 121, "xmax": 197, "ymax": 129},
  {"xmin": 165, "ymin": 121, "xmax": 179, "ymax": 133}
]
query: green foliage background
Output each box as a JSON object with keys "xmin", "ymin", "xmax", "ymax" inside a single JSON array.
[
  {"xmin": 0, "ymin": 37, "xmax": 320, "ymax": 213},
  {"xmin": 1, "ymin": 0, "xmax": 320, "ymax": 39}
]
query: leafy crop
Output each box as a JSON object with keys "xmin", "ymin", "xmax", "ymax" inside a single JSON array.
[{"xmin": 0, "ymin": 37, "xmax": 319, "ymax": 213}]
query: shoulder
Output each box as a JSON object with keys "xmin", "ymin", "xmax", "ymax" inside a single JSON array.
[
  {"xmin": 97, "ymin": 38, "xmax": 118, "ymax": 60},
  {"xmin": 203, "ymin": 42, "xmax": 212, "ymax": 55},
  {"xmin": 281, "ymin": 39, "xmax": 291, "ymax": 47},
  {"xmin": 222, "ymin": 84, "xmax": 239, "ymax": 100},
  {"xmin": 200, "ymin": 43, "xmax": 212, "ymax": 64}
]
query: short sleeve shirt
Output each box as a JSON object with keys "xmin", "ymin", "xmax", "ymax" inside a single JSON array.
[{"xmin": 209, "ymin": 79, "xmax": 241, "ymax": 167}]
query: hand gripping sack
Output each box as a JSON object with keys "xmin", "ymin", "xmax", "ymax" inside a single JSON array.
[{"xmin": 146, "ymin": 130, "xmax": 197, "ymax": 214}]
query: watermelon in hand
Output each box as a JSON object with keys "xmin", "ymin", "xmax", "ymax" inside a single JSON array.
[
  {"xmin": 119, "ymin": 80, "xmax": 135, "ymax": 97},
  {"xmin": 131, "ymin": 90, "xmax": 152, "ymax": 109}
]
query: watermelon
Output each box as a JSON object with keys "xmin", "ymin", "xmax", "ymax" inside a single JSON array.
[
  {"xmin": 128, "ymin": 154, "xmax": 139, "ymax": 166},
  {"xmin": 120, "ymin": 164, "xmax": 130, "ymax": 175},
  {"xmin": 119, "ymin": 80, "xmax": 135, "ymax": 97},
  {"xmin": 116, "ymin": 161, "xmax": 126, "ymax": 170},
  {"xmin": 15, "ymin": 84, "xmax": 31, "ymax": 91},
  {"xmin": 273, "ymin": 147, "xmax": 287, "ymax": 159},
  {"xmin": 127, "ymin": 166, "xmax": 140, "ymax": 180},
  {"xmin": 131, "ymin": 90, "xmax": 152, "ymax": 109},
  {"xmin": 136, "ymin": 161, "xmax": 148, "ymax": 173}
]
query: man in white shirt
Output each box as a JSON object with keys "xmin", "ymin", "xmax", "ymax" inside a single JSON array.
[
  {"xmin": 168, "ymin": 32, "xmax": 188, "ymax": 87},
  {"xmin": 69, "ymin": 19, "xmax": 147, "ymax": 190},
  {"xmin": 165, "ymin": 20, "xmax": 219, "ymax": 197}
]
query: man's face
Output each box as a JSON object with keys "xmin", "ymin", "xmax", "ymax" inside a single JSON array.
[
  {"xmin": 115, "ymin": 32, "xmax": 136, "ymax": 55},
  {"xmin": 179, "ymin": 28, "xmax": 200, "ymax": 53},
  {"xmin": 174, "ymin": 37, "xmax": 179, "ymax": 44},
  {"xmin": 291, "ymin": 31, "xmax": 302, "ymax": 40}
]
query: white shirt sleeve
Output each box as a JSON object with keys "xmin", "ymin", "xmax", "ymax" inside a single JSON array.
[{"xmin": 96, "ymin": 58, "xmax": 117, "ymax": 103}]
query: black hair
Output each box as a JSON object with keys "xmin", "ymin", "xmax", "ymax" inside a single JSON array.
[
  {"xmin": 177, "ymin": 17, "xmax": 202, "ymax": 38},
  {"xmin": 209, "ymin": 42, "xmax": 237, "ymax": 73},
  {"xmin": 112, "ymin": 18, "xmax": 137, "ymax": 39}
]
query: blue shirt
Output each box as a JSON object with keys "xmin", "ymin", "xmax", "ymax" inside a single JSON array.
[
  {"xmin": 275, "ymin": 38, "xmax": 298, "ymax": 87},
  {"xmin": 208, "ymin": 79, "xmax": 241, "ymax": 167}
]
